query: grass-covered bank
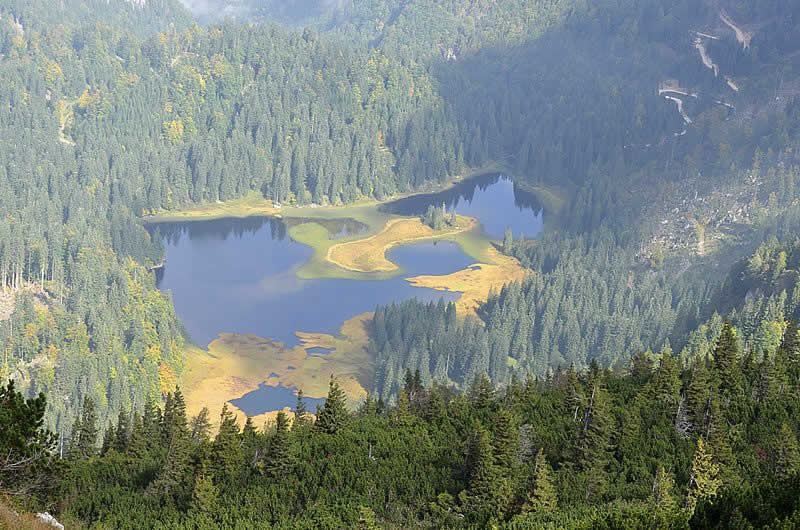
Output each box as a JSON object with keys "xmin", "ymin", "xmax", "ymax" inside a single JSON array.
[{"xmin": 181, "ymin": 313, "xmax": 374, "ymax": 427}]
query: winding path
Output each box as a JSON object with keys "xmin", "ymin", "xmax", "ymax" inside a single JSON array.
[{"xmin": 720, "ymin": 10, "xmax": 753, "ymax": 49}]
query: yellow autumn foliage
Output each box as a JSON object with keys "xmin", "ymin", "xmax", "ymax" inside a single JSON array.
[
  {"xmin": 45, "ymin": 60, "xmax": 63, "ymax": 84},
  {"xmin": 164, "ymin": 119, "xmax": 184, "ymax": 142}
]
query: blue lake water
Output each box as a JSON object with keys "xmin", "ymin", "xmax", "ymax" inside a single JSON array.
[
  {"xmin": 154, "ymin": 219, "xmax": 473, "ymax": 347},
  {"xmin": 380, "ymin": 174, "xmax": 544, "ymax": 239},
  {"xmin": 229, "ymin": 383, "xmax": 326, "ymax": 417},
  {"xmin": 151, "ymin": 174, "xmax": 544, "ymax": 414}
]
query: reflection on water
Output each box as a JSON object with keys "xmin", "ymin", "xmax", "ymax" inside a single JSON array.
[
  {"xmin": 381, "ymin": 174, "xmax": 544, "ymax": 239},
  {"xmin": 151, "ymin": 174, "xmax": 545, "ymax": 412},
  {"xmin": 151, "ymin": 221, "xmax": 472, "ymax": 347}
]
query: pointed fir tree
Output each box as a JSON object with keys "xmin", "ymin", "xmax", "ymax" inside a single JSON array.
[
  {"xmin": 67, "ymin": 415, "xmax": 82, "ymax": 460},
  {"xmin": 462, "ymin": 423, "xmax": 500, "ymax": 519},
  {"xmin": 506, "ymin": 373, "xmax": 523, "ymax": 406},
  {"xmin": 579, "ymin": 377, "xmax": 614, "ymax": 502},
  {"xmin": 101, "ymin": 422, "xmax": 115, "ymax": 456},
  {"xmin": 686, "ymin": 437, "xmax": 721, "ymax": 515},
  {"xmin": 654, "ymin": 349, "xmax": 681, "ymax": 407},
  {"xmin": 128, "ymin": 412, "xmax": 147, "ymax": 458},
  {"xmin": 292, "ymin": 389, "xmax": 308, "ymax": 430},
  {"xmin": 393, "ymin": 389, "xmax": 413, "ymax": 427},
  {"xmin": 189, "ymin": 408, "xmax": 212, "ymax": 444},
  {"xmin": 650, "ymin": 466, "xmax": 681, "ymax": 528},
  {"xmin": 491, "ymin": 408, "xmax": 518, "ymax": 471},
  {"xmin": 687, "ymin": 358, "xmax": 711, "ymax": 435},
  {"xmin": 469, "ymin": 373, "xmax": 494, "ymax": 410},
  {"xmin": 503, "ymin": 226, "xmax": 513, "ymax": 254},
  {"xmin": 707, "ymin": 395, "xmax": 737, "ymax": 486},
  {"xmin": 161, "ymin": 391, "xmax": 175, "ymax": 445},
  {"xmin": 264, "ymin": 411, "xmax": 292, "ymax": 478},
  {"xmin": 149, "ymin": 389, "xmax": 191, "ymax": 499},
  {"xmin": 522, "ymin": 448, "xmax": 557, "ymax": 514},
  {"xmin": 403, "ymin": 369, "xmax": 415, "ymax": 400},
  {"xmin": 131, "ymin": 397, "xmax": 161, "ymax": 456},
  {"xmin": 69, "ymin": 397, "xmax": 98, "ymax": 459},
  {"xmin": 211, "ymin": 404, "xmax": 243, "ymax": 481},
  {"xmin": 712, "ymin": 323, "xmax": 743, "ymax": 401},
  {"xmin": 191, "ymin": 473, "xmax": 218, "ymax": 516},
  {"xmin": 114, "ymin": 410, "xmax": 130, "ymax": 453},
  {"xmin": 779, "ymin": 320, "xmax": 800, "ymax": 384},
  {"xmin": 774, "ymin": 422, "xmax": 800, "ymax": 480},
  {"xmin": 314, "ymin": 376, "xmax": 349, "ymax": 435}
]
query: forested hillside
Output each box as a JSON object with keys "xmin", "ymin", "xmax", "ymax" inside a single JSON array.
[
  {"xmin": 0, "ymin": 0, "xmax": 465, "ymax": 434},
  {"xmin": 6, "ymin": 311, "xmax": 800, "ymax": 528},
  {"xmin": 1, "ymin": 0, "xmax": 800, "ymax": 509},
  {"xmin": 362, "ymin": 0, "xmax": 800, "ymax": 398}
]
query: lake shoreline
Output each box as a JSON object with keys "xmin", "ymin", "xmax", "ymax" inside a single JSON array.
[
  {"xmin": 141, "ymin": 165, "xmax": 503, "ymax": 224},
  {"xmin": 157, "ymin": 173, "xmax": 544, "ymax": 418}
]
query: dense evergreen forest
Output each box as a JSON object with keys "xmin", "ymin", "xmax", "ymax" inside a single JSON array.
[
  {"xmin": 6, "ymin": 309, "xmax": 800, "ymax": 528},
  {"xmin": 2, "ymin": 0, "xmax": 800, "ymax": 525}
]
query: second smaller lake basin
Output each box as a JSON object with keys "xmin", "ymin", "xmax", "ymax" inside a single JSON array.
[{"xmin": 230, "ymin": 383, "xmax": 326, "ymax": 416}]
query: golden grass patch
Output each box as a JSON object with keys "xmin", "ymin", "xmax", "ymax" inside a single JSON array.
[
  {"xmin": 327, "ymin": 216, "xmax": 478, "ymax": 273},
  {"xmin": 181, "ymin": 313, "xmax": 373, "ymax": 429},
  {"xmin": 406, "ymin": 247, "xmax": 528, "ymax": 316}
]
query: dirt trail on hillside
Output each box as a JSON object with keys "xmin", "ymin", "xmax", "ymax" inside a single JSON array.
[
  {"xmin": 695, "ymin": 36, "xmax": 719, "ymax": 77},
  {"xmin": 664, "ymin": 95, "xmax": 692, "ymax": 124},
  {"xmin": 720, "ymin": 10, "xmax": 752, "ymax": 49}
]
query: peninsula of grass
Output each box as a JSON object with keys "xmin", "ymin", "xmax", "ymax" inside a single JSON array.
[
  {"xmin": 406, "ymin": 246, "xmax": 529, "ymax": 316},
  {"xmin": 326, "ymin": 215, "xmax": 478, "ymax": 273}
]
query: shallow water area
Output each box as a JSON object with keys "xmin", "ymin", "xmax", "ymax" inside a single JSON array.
[{"xmin": 230, "ymin": 383, "xmax": 326, "ymax": 416}]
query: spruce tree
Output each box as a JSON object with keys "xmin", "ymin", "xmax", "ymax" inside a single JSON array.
[
  {"xmin": 191, "ymin": 473, "xmax": 218, "ymax": 515},
  {"xmin": 292, "ymin": 389, "xmax": 308, "ymax": 430},
  {"xmin": 314, "ymin": 376, "xmax": 349, "ymax": 435},
  {"xmin": 211, "ymin": 404, "xmax": 243, "ymax": 481},
  {"xmin": 687, "ymin": 358, "xmax": 711, "ymax": 435},
  {"xmin": 774, "ymin": 422, "xmax": 800, "ymax": 479},
  {"xmin": 503, "ymin": 226, "xmax": 513, "ymax": 254},
  {"xmin": 393, "ymin": 390, "xmax": 412, "ymax": 427},
  {"xmin": 149, "ymin": 389, "xmax": 191, "ymax": 499},
  {"xmin": 779, "ymin": 320, "xmax": 800, "ymax": 384},
  {"xmin": 101, "ymin": 422, "xmax": 115, "ymax": 455},
  {"xmin": 128, "ymin": 412, "xmax": 147, "ymax": 458},
  {"xmin": 492, "ymin": 408, "xmax": 518, "ymax": 471},
  {"xmin": 579, "ymin": 378, "xmax": 614, "ymax": 502},
  {"xmin": 114, "ymin": 410, "xmax": 130, "ymax": 453},
  {"xmin": 654, "ymin": 349, "xmax": 681, "ymax": 407},
  {"xmin": 712, "ymin": 323, "xmax": 742, "ymax": 401},
  {"xmin": 469, "ymin": 374, "xmax": 494, "ymax": 410},
  {"xmin": 650, "ymin": 466, "xmax": 680, "ymax": 528},
  {"xmin": 686, "ymin": 437, "xmax": 721, "ymax": 515},
  {"xmin": 69, "ymin": 397, "xmax": 98, "ymax": 459},
  {"xmin": 189, "ymin": 408, "xmax": 212, "ymax": 444},
  {"xmin": 462, "ymin": 424, "xmax": 500, "ymax": 519},
  {"xmin": 522, "ymin": 448, "xmax": 557, "ymax": 514},
  {"xmin": 264, "ymin": 411, "xmax": 292, "ymax": 478}
]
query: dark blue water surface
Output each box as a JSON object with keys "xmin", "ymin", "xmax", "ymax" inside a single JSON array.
[
  {"xmin": 152, "ymin": 174, "xmax": 544, "ymax": 348},
  {"xmin": 381, "ymin": 174, "xmax": 544, "ymax": 239},
  {"xmin": 154, "ymin": 218, "xmax": 472, "ymax": 347},
  {"xmin": 229, "ymin": 383, "xmax": 326, "ymax": 417}
]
